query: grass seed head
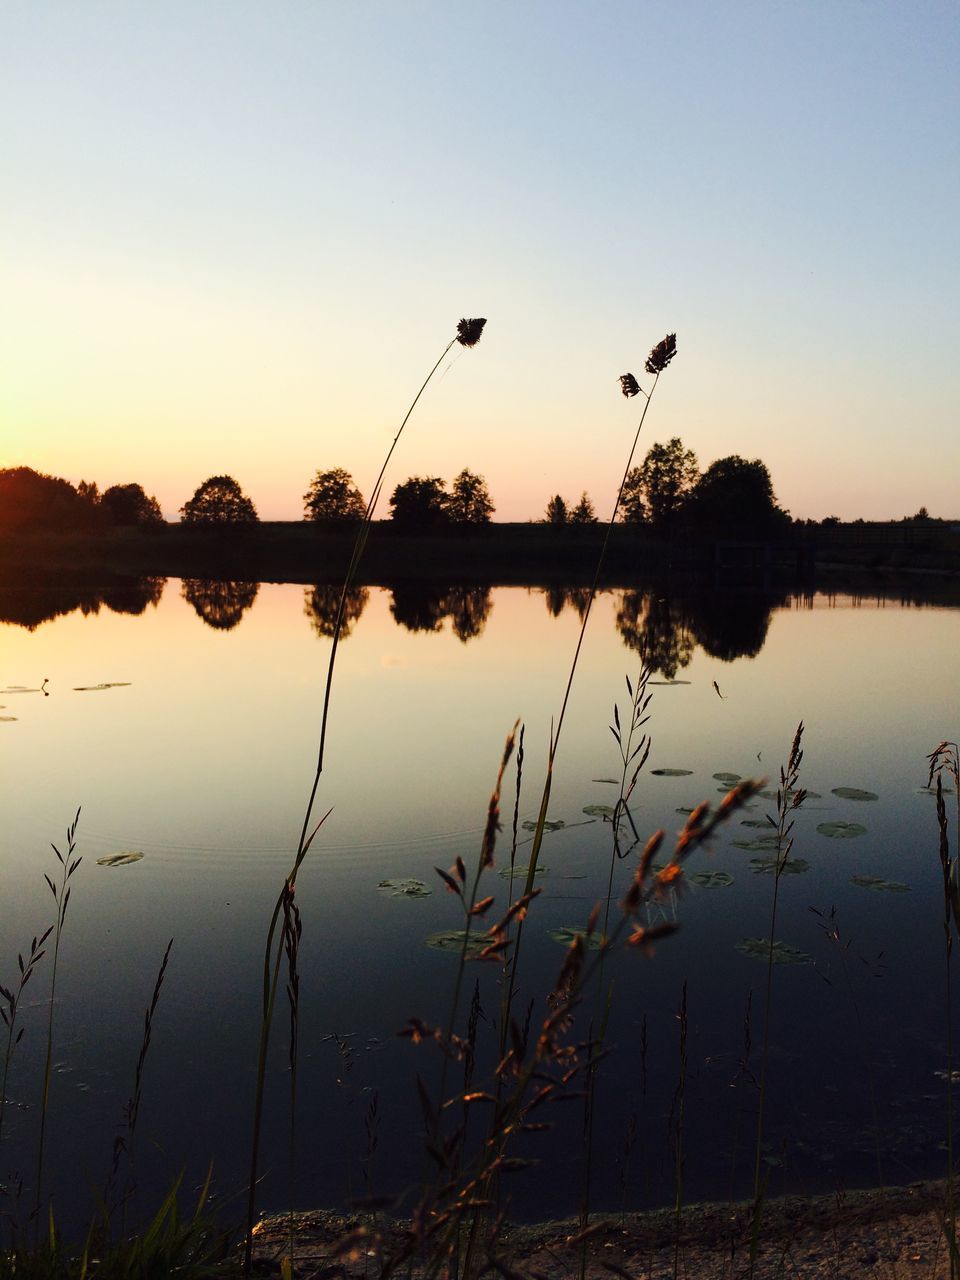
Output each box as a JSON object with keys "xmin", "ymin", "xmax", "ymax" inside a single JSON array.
[
  {"xmin": 644, "ymin": 332, "xmax": 677, "ymax": 374},
  {"xmin": 456, "ymin": 318, "xmax": 487, "ymax": 347}
]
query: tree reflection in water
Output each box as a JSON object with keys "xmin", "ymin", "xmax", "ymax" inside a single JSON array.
[
  {"xmin": 616, "ymin": 587, "xmax": 782, "ymax": 676},
  {"xmin": 543, "ymin": 586, "xmax": 593, "ymax": 619},
  {"xmin": 389, "ymin": 584, "xmax": 492, "ymax": 642},
  {"xmin": 304, "ymin": 584, "xmax": 369, "ymax": 639},
  {"xmin": 181, "ymin": 578, "xmax": 259, "ymax": 631},
  {"xmin": 0, "ymin": 577, "xmax": 166, "ymax": 631}
]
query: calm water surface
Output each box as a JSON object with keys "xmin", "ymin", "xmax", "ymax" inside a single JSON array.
[{"xmin": 1, "ymin": 577, "xmax": 959, "ymax": 1227}]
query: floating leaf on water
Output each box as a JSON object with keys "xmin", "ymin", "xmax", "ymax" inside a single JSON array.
[
  {"xmin": 96, "ymin": 852, "xmax": 144, "ymax": 867},
  {"xmin": 548, "ymin": 926, "xmax": 606, "ymax": 949},
  {"xmin": 377, "ymin": 878, "xmax": 431, "ymax": 898},
  {"xmin": 735, "ymin": 938, "xmax": 811, "ymax": 965},
  {"xmin": 648, "ymin": 680, "xmax": 691, "ymax": 686},
  {"xmin": 713, "ymin": 772, "xmax": 742, "ymax": 784},
  {"xmin": 690, "ymin": 871, "xmax": 734, "ymax": 888},
  {"xmin": 521, "ymin": 819, "xmax": 565, "ymax": 832},
  {"xmin": 732, "ymin": 835, "xmax": 782, "ymax": 851},
  {"xmin": 592, "ymin": 777, "xmax": 619, "ymax": 784},
  {"xmin": 758, "ymin": 787, "xmax": 816, "ymax": 803},
  {"xmin": 749, "ymin": 857, "xmax": 809, "ymax": 876},
  {"xmin": 73, "ymin": 682, "xmax": 132, "ymax": 692},
  {"xmin": 917, "ymin": 785, "xmax": 956, "ymax": 796},
  {"xmin": 582, "ymin": 804, "xmax": 616, "ymax": 818},
  {"xmin": 831, "ymin": 787, "xmax": 878, "ymax": 802},
  {"xmin": 1, "ymin": 686, "xmax": 42, "ymax": 694},
  {"xmin": 425, "ymin": 930, "xmax": 488, "ymax": 958},
  {"xmin": 741, "ymin": 818, "xmax": 774, "ymax": 829},
  {"xmin": 651, "ymin": 768, "xmax": 694, "ymax": 777},
  {"xmin": 0, "ymin": 716, "xmax": 17, "ymax": 722},
  {"xmin": 851, "ymin": 875, "xmax": 911, "ymax": 894},
  {"xmin": 676, "ymin": 806, "xmax": 696, "ymax": 814},
  {"xmin": 817, "ymin": 821, "xmax": 867, "ymax": 839},
  {"xmin": 499, "ymin": 864, "xmax": 548, "ymax": 880}
]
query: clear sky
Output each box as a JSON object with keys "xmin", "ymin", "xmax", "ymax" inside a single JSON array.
[{"xmin": 2, "ymin": 1, "xmax": 957, "ymax": 522}]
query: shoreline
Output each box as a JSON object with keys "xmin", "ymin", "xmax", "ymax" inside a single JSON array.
[{"xmin": 250, "ymin": 1180, "xmax": 953, "ymax": 1278}]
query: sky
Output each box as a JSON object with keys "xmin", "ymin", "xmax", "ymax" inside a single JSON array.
[{"xmin": 2, "ymin": 1, "xmax": 958, "ymax": 523}]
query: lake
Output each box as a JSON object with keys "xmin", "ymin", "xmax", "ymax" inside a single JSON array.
[{"xmin": 1, "ymin": 572, "xmax": 959, "ymax": 1232}]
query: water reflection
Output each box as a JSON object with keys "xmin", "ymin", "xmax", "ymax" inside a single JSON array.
[
  {"xmin": 615, "ymin": 587, "xmax": 784, "ymax": 675},
  {"xmin": 181, "ymin": 578, "xmax": 259, "ymax": 631},
  {"xmin": 0, "ymin": 576, "xmax": 166, "ymax": 630},
  {"xmin": 543, "ymin": 586, "xmax": 592, "ymax": 619},
  {"xmin": 304, "ymin": 584, "xmax": 369, "ymax": 639},
  {"xmin": 389, "ymin": 584, "xmax": 492, "ymax": 642}
]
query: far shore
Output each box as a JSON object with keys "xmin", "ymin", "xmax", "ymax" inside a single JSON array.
[{"xmin": 2, "ymin": 520, "xmax": 957, "ymax": 587}]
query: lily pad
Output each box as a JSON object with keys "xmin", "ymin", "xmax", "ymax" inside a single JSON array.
[
  {"xmin": 425, "ymin": 930, "xmax": 488, "ymax": 958},
  {"xmin": 741, "ymin": 818, "xmax": 774, "ymax": 829},
  {"xmin": 96, "ymin": 852, "xmax": 144, "ymax": 867},
  {"xmin": 651, "ymin": 768, "xmax": 694, "ymax": 777},
  {"xmin": 732, "ymin": 835, "xmax": 782, "ymax": 851},
  {"xmin": 582, "ymin": 804, "xmax": 616, "ymax": 818},
  {"xmin": 0, "ymin": 716, "xmax": 17, "ymax": 722},
  {"xmin": 377, "ymin": 878, "xmax": 431, "ymax": 898},
  {"xmin": 831, "ymin": 787, "xmax": 878, "ymax": 802},
  {"xmin": 852, "ymin": 876, "xmax": 911, "ymax": 894},
  {"xmin": 749, "ymin": 857, "xmax": 809, "ymax": 875},
  {"xmin": 499, "ymin": 864, "xmax": 548, "ymax": 880},
  {"xmin": 817, "ymin": 821, "xmax": 867, "ymax": 839},
  {"xmin": 676, "ymin": 806, "xmax": 696, "ymax": 814},
  {"xmin": 548, "ymin": 926, "xmax": 606, "ymax": 949},
  {"xmin": 649, "ymin": 680, "xmax": 691, "ymax": 686},
  {"xmin": 735, "ymin": 938, "xmax": 811, "ymax": 965},
  {"xmin": 592, "ymin": 777, "xmax": 619, "ymax": 784},
  {"xmin": 521, "ymin": 818, "xmax": 565, "ymax": 832},
  {"xmin": 690, "ymin": 870, "xmax": 734, "ymax": 887},
  {"xmin": 713, "ymin": 772, "xmax": 742, "ymax": 784},
  {"xmin": 917, "ymin": 785, "xmax": 956, "ymax": 796},
  {"xmin": 74, "ymin": 682, "xmax": 132, "ymax": 692}
]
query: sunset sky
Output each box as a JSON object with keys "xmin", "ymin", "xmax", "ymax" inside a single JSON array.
[{"xmin": 3, "ymin": 2, "xmax": 957, "ymax": 523}]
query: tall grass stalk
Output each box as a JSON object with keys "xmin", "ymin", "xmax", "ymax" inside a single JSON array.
[
  {"xmin": 0, "ymin": 928, "xmax": 51, "ymax": 1154},
  {"xmin": 749, "ymin": 722, "xmax": 805, "ymax": 1266},
  {"xmin": 281, "ymin": 882, "xmax": 302, "ymax": 1271},
  {"xmin": 503, "ymin": 334, "xmax": 677, "ymax": 1051},
  {"xmin": 34, "ymin": 809, "xmax": 82, "ymax": 1224},
  {"xmin": 671, "ymin": 979, "xmax": 688, "ymax": 1280},
  {"xmin": 246, "ymin": 318, "xmax": 486, "ymax": 1270},
  {"xmin": 929, "ymin": 740, "xmax": 960, "ymax": 1275}
]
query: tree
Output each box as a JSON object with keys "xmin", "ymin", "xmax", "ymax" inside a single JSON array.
[
  {"xmin": 623, "ymin": 438, "xmax": 699, "ymax": 527},
  {"xmin": 181, "ymin": 578, "xmax": 259, "ymax": 629},
  {"xmin": 0, "ymin": 467, "xmax": 97, "ymax": 531},
  {"xmin": 686, "ymin": 456, "xmax": 788, "ymax": 534},
  {"xmin": 569, "ymin": 492, "xmax": 598, "ymax": 524},
  {"xmin": 446, "ymin": 469, "xmax": 494, "ymax": 524},
  {"xmin": 100, "ymin": 483, "xmax": 163, "ymax": 526},
  {"xmin": 303, "ymin": 468, "xmax": 366, "ymax": 523},
  {"xmin": 180, "ymin": 476, "xmax": 258, "ymax": 525},
  {"xmin": 388, "ymin": 476, "xmax": 448, "ymax": 528},
  {"xmin": 544, "ymin": 495, "xmax": 568, "ymax": 525}
]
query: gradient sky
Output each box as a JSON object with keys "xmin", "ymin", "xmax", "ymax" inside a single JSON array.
[{"xmin": 3, "ymin": 1, "xmax": 957, "ymax": 522}]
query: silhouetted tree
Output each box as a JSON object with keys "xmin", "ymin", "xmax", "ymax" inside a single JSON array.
[
  {"xmin": 76, "ymin": 480, "xmax": 100, "ymax": 507},
  {"xmin": 544, "ymin": 495, "xmax": 568, "ymax": 525},
  {"xmin": 446, "ymin": 469, "xmax": 494, "ymax": 524},
  {"xmin": 388, "ymin": 477, "xmax": 448, "ymax": 528},
  {"xmin": 100, "ymin": 483, "xmax": 163, "ymax": 526},
  {"xmin": 569, "ymin": 492, "xmax": 598, "ymax": 524},
  {"xmin": 0, "ymin": 467, "xmax": 96, "ymax": 531},
  {"xmin": 180, "ymin": 476, "xmax": 258, "ymax": 525},
  {"xmin": 181, "ymin": 578, "xmax": 259, "ymax": 629},
  {"xmin": 303, "ymin": 583, "xmax": 369, "ymax": 639},
  {"xmin": 686, "ymin": 456, "xmax": 788, "ymax": 534},
  {"xmin": 622, "ymin": 438, "xmax": 699, "ymax": 527},
  {"xmin": 303, "ymin": 468, "xmax": 366, "ymax": 523}
]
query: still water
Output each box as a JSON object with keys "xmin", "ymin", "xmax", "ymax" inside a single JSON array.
[{"xmin": 1, "ymin": 575, "xmax": 959, "ymax": 1229}]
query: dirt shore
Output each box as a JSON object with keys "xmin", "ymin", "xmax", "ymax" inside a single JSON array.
[{"xmin": 250, "ymin": 1181, "xmax": 955, "ymax": 1279}]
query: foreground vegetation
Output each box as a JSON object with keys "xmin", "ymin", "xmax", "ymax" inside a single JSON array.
[{"xmin": 3, "ymin": 321, "xmax": 960, "ymax": 1280}]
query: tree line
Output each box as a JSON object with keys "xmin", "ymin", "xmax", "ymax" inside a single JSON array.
[{"xmin": 1, "ymin": 444, "xmax": 790, "ymax": 534}]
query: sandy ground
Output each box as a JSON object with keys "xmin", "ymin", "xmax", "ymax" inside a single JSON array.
[{"xmin": 250, "ymin": 1181, "xmax": 957, "ymax": 1279}]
